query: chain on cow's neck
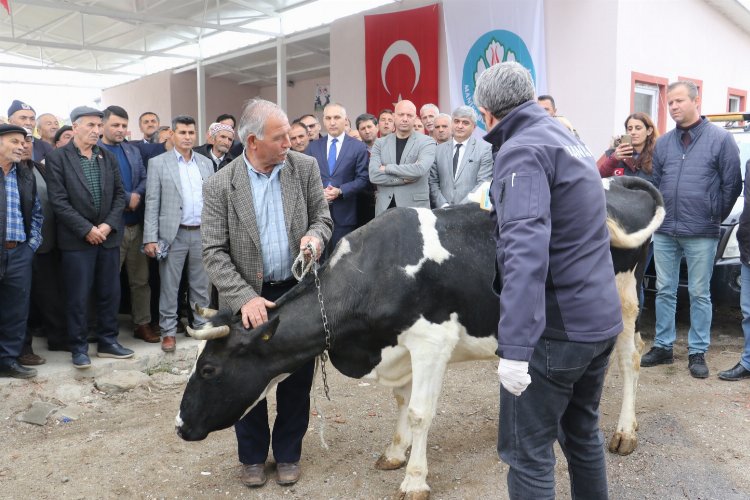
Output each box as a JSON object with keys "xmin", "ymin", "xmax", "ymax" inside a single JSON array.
[{"xmin": 310, "ymin": 246, "xmax": 332, "ymax": 401}]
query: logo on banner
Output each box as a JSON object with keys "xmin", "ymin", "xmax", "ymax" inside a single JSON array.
[{"xmin": 462, "ymin": 30, "xmax": 536, "ymax": 130}]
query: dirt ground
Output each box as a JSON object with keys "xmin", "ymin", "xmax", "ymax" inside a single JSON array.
[{"xmin": 1, "ymin": 302, "xmax": 749, "ymax": 500}]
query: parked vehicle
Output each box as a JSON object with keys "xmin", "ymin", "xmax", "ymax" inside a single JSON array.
[{"xmin": 643, "ymin": 112, "xmax": 750, "ymax": 308}]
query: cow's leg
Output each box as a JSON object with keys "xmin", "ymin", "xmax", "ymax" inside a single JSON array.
[
  {"xmin": 375, "ymin": 382, "xmax": 413, "ymax": 470},
  {"xmin": 608, "ymin": 270, "xmax": 643, "ymax": 455},
  {"xmin": 396, "ymin": 315, "xmax": 461, "ymax": 500}
]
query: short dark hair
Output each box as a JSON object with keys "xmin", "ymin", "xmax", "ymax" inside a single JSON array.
[
  {"xmin": 139, "ymin": 111, "xmax": 159, "ymax": 123},
  {"xmin": 172, "ymin": 115, "xmax": 196, "ymax": 130},
  {"xmin": 103, "ymin": 105, "xmax": 128, "ymax": 121},
  {"xmin": 356, "ymin": 113, "xmax": 378, "ymax": 130},
  {"xmin": 215, "ymin": 113, "xmax": 236, "ymax": 127},
  {"xmin": 537, "ymin": 95, "xmax": 556, "ymax": 108},
  {"xmin": 378, "ymin": 108, "xmax": 394, "ymax": 119}
]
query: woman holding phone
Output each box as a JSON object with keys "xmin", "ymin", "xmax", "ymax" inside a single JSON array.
[{"xmin": 597, "ymin": 112, "xmax": 659, "ymax": 182}]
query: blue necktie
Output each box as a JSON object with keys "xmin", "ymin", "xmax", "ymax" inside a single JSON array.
[{"xmin": 328, "ymin": 137, "xmax": 338, "ymax": 175}]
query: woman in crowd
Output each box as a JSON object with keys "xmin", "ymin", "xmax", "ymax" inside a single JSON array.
[{"xmin": 597, "ymin": 111, "xmax": 659, "ymax": 182}]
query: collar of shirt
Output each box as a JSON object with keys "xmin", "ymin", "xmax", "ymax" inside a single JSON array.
[
  {"xmin": 174, "ymin": 147, "xmax": 196, "ymax": 165},
  {"xmin": 452, "ymin": 138, "xmax": 469, "ymax": 149},
  {"xmin": 210, "ymin": 148, "xmax": 224, "ymax": 164},
  {"xmin": 74, "ymin": 143, "xmax": 100, "ymax": 158},
  {"xmin": 242, "ymin": 153, "xmax": 284, "ymax": 180},
  {"xmin": 327, "ymin": 133, "xmax": 345, "ymax": 156}
]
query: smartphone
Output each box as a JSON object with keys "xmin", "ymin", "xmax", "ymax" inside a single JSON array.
[{"xmin": 620, "ymin": 134, "xmax": 632, "ymax": 145}]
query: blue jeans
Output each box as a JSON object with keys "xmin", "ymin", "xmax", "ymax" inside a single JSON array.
[
  {"xmin": 739, "ymin": 264, "xmax": 750, "ymax": 371},
  {"xmin": 653, "ymin": 234, "xmax": 718, "ymax": 354},
  {"xmin": 498, "ymin": 337, "xmax": 616, "ymax": 500}
]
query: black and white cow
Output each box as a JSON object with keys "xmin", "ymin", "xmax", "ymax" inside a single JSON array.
[{"xmin": 176, "ymin": 176, "xmax": 664, "ymax": 500}]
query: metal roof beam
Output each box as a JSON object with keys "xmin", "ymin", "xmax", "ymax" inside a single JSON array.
[
  {"xmin": 237, "ymin": 62, "xmax": 329, "ymax": 85},
  {"xmin": 0, "ymin": 36, "xmax": 195, "ymax": 58},
  {"xmin": 0, "ymin": 61, "xmax": 141, "ymax": 76}
]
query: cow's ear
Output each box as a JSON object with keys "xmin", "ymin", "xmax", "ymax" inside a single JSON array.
[{"xmin": 256, "ymin": 316, "xmax": 280, "ymax": 343}]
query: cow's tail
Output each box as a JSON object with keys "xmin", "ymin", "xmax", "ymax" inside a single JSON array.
[{"xmin": 607, "ymin": 179, "xmax": 665, "ymax": 249}]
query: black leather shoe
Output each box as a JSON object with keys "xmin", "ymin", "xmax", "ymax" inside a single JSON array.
[
  {"xmin": 640, "ymin": 346, "xmax": 674, "ymax": 367},
  {"xmin": 97, "ymin": 343, "xmax": 134, "ymax": 359},
  {"xmin": 688, "ymin": 353, "xmax": 709, "ymax": 379},
  {"xmin": 718, "ymin": 363, "xmax": 750, "ymax": 381},
  {"xmin": 0, "ymin": 360, "xmax": 38, "ymax": 379}
]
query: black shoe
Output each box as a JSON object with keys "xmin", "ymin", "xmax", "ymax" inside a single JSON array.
[
  {"xmin": 72, "ymin": 352, "xmax": 91, "ymax": 369},
  {"xmin": 97, "ymin": 343, "xmax": 134, "ymax": 359},
  {"xmin": 640, "ymin": 346, "xmax": 674, "ymax": 367},
  {"xmin": 718, "ymin": 363, "xmax": 750, "ymax": 381},
  {"xmin": 0, "ymin": 360, "xmax": 38, "ymax": 379},
  {"xmin": 688, "ymin": 353, "xmax": 709, "ymax": 379}
]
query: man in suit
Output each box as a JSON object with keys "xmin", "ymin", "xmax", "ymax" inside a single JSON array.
[
  {"xmin": 305, "ymin": 103, "xmax": 368, "ymax": 255},
  {"xmin": 7, "ymin": 100, "xmax": 53, "ymax": 163},
  {"xmin": 46, "ymin": 106, "xmax": 133, "ymax": 368},
  {"xmin": 202, "ymin": 98, "xmax": 332, "ymax": 488},
  {"xmin": 0, "ymin": 125, "xmax": 44, "ymax": 379},
  {"xmin": 194, "ymin": 122, "xmax": 235, "ymax": 172},
  {"xmin": 138, "ymin": 112, "xmax": 160, "ymax": 143},
  {"xmin": 289, "ymin": 122, "xmax": 310, "ymax": 153},
  {"xmin": 98, "ymin": 105, "xmax": 158, "ymax": 343},
  {"xmin": 144, "ymin": 115, "xmax": 214, "ymax": 353},
  {"xmin": 369, "ymin": 100, "xmax": 437, "ymax": 215},
  {"xmin": 432, "ymin": 113, "xmax": 452, "ymax": 145},
  {"xmin": 429, "ymin": 105, "xmax": 493, "ymax": 208}
]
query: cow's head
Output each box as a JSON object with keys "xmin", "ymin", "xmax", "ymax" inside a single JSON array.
[{"xmin": 175, "ymin": 306, "xmax": 293, "ymax": 441}]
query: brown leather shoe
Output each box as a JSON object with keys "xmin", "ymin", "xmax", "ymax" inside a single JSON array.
[
  {"xmin": 18, "ymin": 352, "xmax": 46, "ymax": 366},
  {"xmin": 276, "ymin": 462, "xmax": 301, "ymax": 486},
  {"xmin": 134, "ymin": 323, "xmax": 160, "ymax": 343},
  {"xmin": 161, "ymin": 336, "xmax": 176, "ymax": 352},
  {"xmin": 240, "ymin": 463, "xmax": 266, "ymax": 487}
]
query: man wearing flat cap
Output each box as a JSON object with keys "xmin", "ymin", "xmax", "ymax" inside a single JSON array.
[
  {"xmin": 46, "ymin": 106, "xmax": 133, "ymax": 369},
  {"xmin": 7, "ymin": 100, "xmax": 53, "ymax": 163},
  {"xmin": 0, "ymin": 124, "xmax": 44, "ymax": 379},
  {"xmin": 194, "ymin": 122, "xmax": 235, "ymax": 172}
]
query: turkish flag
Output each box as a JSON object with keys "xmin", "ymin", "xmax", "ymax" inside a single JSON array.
[
  {"xmin": 365, "ymin": 4, "xmax": 439, "ymax": 115},
  {"xmin": 1, "ymin": 0, "xmax": 9, "ymax": 14}
]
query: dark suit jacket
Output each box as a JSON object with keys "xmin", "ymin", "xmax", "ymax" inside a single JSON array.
[
  {"xmin": 32, "ymin": 139, "xmax": 53, "ymax": 163},
  {"xmin": 45, "ymin": 141, "xmax": 126, "ymax": 251},
  {"xmin": 193, "ymin": 143, "xmax": 235, "ymax": 172},
  {"xmin": 98, "ymin": 140, "xmax": 147, "ymax": 220},
  {"xmin": 131, "ymin": 140, "xmax": 167, "ymax": 169},
  {"xmin": 305, "ymin": 134, "xmax": 369, "ymax": 228}
]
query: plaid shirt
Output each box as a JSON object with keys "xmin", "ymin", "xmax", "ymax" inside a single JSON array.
[
  {"xmin": 243, "ymin": 155, "xmax": 291, "ymax": 281},
  {"xmin": 77, "ymin": 144, "xmax": 102, "ymax": 213},
  {"xmin": 3, "ymin": 164, "xmax": 43, "ymax": 251}
]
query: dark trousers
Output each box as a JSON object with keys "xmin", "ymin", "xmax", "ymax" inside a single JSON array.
[
  {"xmin": 498, "ymin": 336, "xmax": 617, "ymax": 500},
  {"xmin": 235, "ymin": 281, "xmax": 315, "ymax": 464},
  {"xmin": 61, "ymin": 246, "xmax": 121, "ymax": 355},
  {"xmin": 0, "ymin": 243, "xmax": 34, "ymax": 364},
  {"xmin": 29, "ymin": 250, "xmax": 68, "ymax": 347}
]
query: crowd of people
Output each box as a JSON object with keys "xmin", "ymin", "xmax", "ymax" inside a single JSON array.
[{"xmin": 1, "ymin": 64, "xmax": 749, "ymax": 497}]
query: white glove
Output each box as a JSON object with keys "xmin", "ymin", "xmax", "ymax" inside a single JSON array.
[{"xmin": 497, "ymin": 358, "xmax": 531, "ymax": 396}]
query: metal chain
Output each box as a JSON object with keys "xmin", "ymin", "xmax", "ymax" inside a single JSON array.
[{"xmin": 309, "ymin": 244, "xmax": 332, "ymax": 401}]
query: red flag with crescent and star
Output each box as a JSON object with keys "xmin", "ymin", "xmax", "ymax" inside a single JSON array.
[
  {"xmin": 364, "ymin": 4, "xmax": 439, "ymax": 115},
  {"xmin": 1, "ymin": 0, "xmax": 9, "ymax": 14}
]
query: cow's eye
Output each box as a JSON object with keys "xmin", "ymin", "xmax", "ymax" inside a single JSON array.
[{"xmin": 200, "ymin": 365, "xmax": 217, "ymax": 379}]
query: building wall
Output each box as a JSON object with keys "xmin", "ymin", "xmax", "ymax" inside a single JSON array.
[
  {"xmin": 101, "ymin": 70, "xmax": 173, "ymax": 139},
  {"xmin": 258, "ymin": 76, "xmax": 330, "ymax": 122}
]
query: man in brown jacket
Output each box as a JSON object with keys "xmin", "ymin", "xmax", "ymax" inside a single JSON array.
[{"xmin": 201, "ymin": 98, "xmax": 331, "ymax": 489}]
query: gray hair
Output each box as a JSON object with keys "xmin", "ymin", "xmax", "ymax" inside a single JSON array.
[
  {"xmin": 668, "ymin": 81, "xmax": 699, "ymax": 100},
  {"xmin": 420, "ymin": 103, "xmax": 439, "ymax": 115},
  {"xmin": 473, "ymin": 62, "xmax": 535, "ymax": 120},
  {"xmin": 451, "ymin": 106, "xmax": 477, "ymax": 125},
  {"xmin": 323, "ymin": 102, "xmax": 347, "ymax": 118},
  {"xmin": 434, "ymin": 113, "xmax": 452, "ymax": 123},
  {"xmin": 237, "ymin": 98, "xmax": 289, "ymax": 142}
]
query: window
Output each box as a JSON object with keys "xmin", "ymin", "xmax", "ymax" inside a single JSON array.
[
  {"xmin": 631, "ymin": 72, "xmax": 667, "ymax": 134},
  {"xmin": 727, "ymin": 88, "xmax": 747, "ymax": 112}
]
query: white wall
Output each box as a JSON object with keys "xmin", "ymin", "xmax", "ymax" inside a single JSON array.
[
  {"xmin": 102, "ymin": 71, "xmax": 173, "ymax": 139},
  {"xmin": 258, "ymin": 76, "xmax": 330, "ymax": 122}
]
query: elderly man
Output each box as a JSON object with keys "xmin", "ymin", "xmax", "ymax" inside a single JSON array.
[
  {"xmin": 288, "ymin": 121, "xmax": 310, "ymax": 153},
  {"xmin": 369, "ymin": 100, "xmax": 436, "ymax": 215},
  {"xmin": 144, "ymin": 115, "xmax": 214, "ymax": 353},
  {"xmin": 475, "ymin": 62, "xmax": 623, "ymax": 499},
  {"xmin": 432, "ymin": 113, "xmax": 452, "ymax": 144},
  {"xmin": 202, "ymin": 98, "xmax": 331, "ymax": 488},
  {"xmin": 46, "ymin": 106, "xmax": 132, "ymax": 368},
  {"xmin": 7, "ymin": 100, "xmax": 53, "ymax": 163},
  {"xmin": 36, "ymin": 113, "xmax": 59, "ymax": 147},
  {"xmin": 0, "ymin": 125, "xmax": 43, "ymax": 379},
  {"xmin": 419, "ymin": 103, "xmax": 439, "ymax": 137},
  {"xmin": 428, "ymin": 106, "xmax": 492, "ymax": 208},
  {"xmin": 642, "ymin": 81, "xmax": 742, "ymax": 378},
  {"xmin": 194, "ymin": 122, "xmax": 235, "ymax": 172}
]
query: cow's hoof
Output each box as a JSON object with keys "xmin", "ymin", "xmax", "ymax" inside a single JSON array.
[
  {"xmin": 375, "ymin": 455, "xmax": 406, "ymax": 470},
  {"xmin": 608, "ymin": 432, "xmax": 638, "ymax": 455},
  {"xmin": 397, "ymin": 490, "xmax": 430, "ymax": 500}
]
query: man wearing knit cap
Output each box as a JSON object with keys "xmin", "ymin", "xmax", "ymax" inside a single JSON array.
[
  {"xmin": 7, "ymin": 100, "xmax": 53, "ymax": 163},
  {"xmin": 46, "ymin": 106, "xmax": 133, "ymax": 369},
  {"xmin": 194, "ymin": 122, "xmax": 235, "ymax": 172},
  {"xmin": 0, "ymin": 124, "xmax": 44, "ymax": 379}
]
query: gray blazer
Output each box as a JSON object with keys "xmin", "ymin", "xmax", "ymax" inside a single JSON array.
[
  {"xmin": 201, "ymin": 151, "xmax": 332, "ymax": 313},
  {"xmin": 143, "ymin": 150, "xmax": 214, "ymax": 245},
  {"xmin": 369, "ymin": 132, "xmax": 436, "ymax": 215},
  {"xmin": 428, "ymin": 137, "xmax": 493, "ymax": 207}
]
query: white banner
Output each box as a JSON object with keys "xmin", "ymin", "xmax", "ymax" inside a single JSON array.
[{"xmin": 443, "ymin": 0, "xmax": 547, "ymax": 131}]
